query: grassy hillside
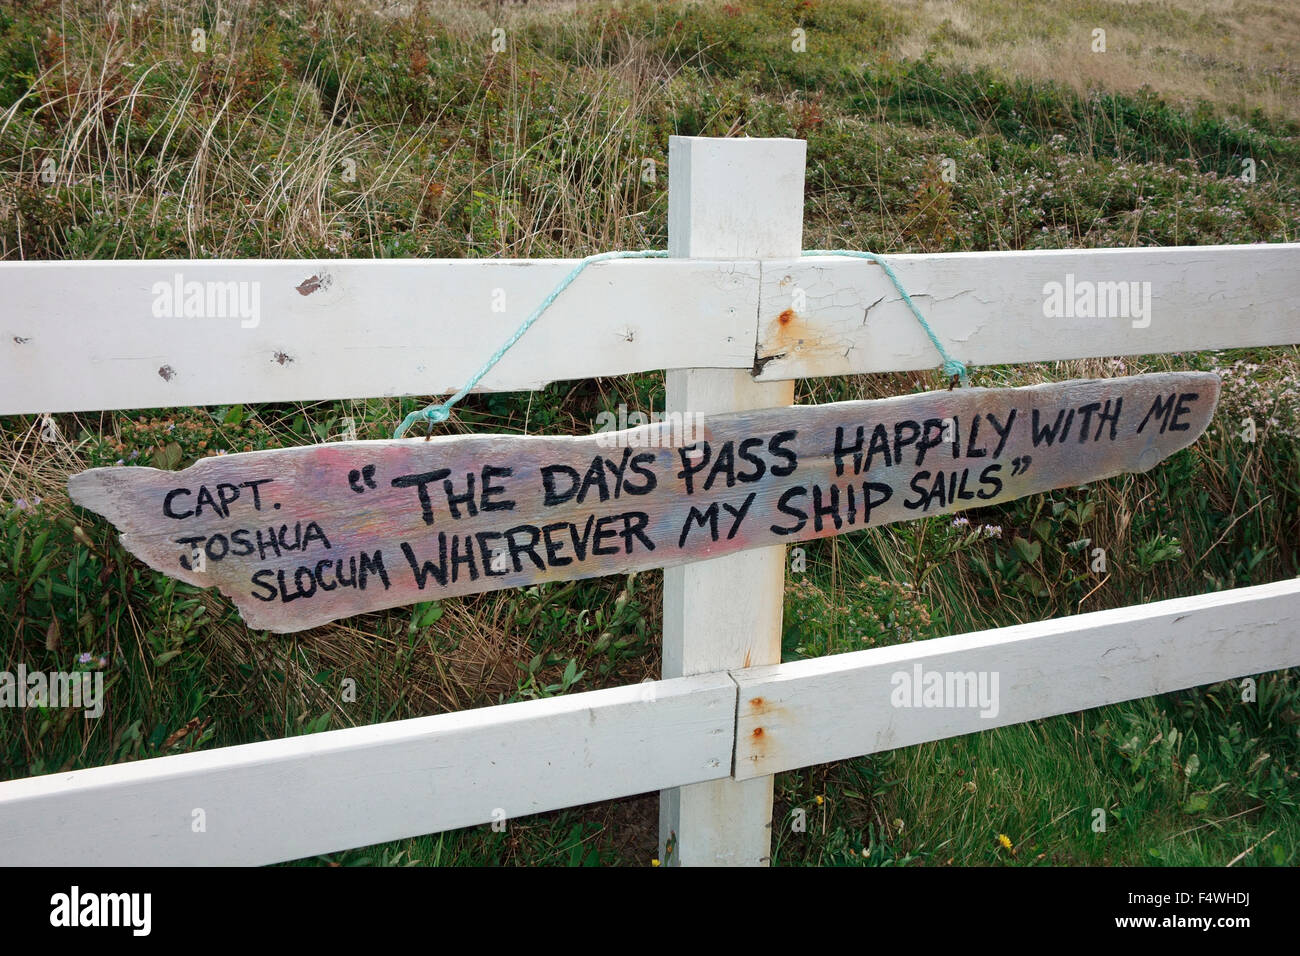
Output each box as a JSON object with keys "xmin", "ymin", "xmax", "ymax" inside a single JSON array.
[{"xmin": 1, "ymin": 0, "xmax": 1297, "ymax": 866}]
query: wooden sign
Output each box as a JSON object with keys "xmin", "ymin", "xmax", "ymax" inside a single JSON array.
[{"xmin": 69, "ymin": 373, "xmax": 1218, "ymax": 633}]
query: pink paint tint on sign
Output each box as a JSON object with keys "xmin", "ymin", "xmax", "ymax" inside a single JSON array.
[{"xmin": 68, "ymin": 373, "xmax": 1218, "ymax": 632}]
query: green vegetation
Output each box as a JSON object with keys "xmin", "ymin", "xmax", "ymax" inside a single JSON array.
[{"xmin": 1, "ymin": 0, "xmax": 1296, "ymax": 866}]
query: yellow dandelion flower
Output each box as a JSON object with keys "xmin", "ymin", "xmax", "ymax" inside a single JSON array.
[
  {"xmin": 815, "ymin": 795, "xmax": 824, "ymax": 805},
  {"xmin": 651, "ymin": 858, "xmax": 661, "ymax": 867},
  {"xmin": 997, "ymin": 833, "xmax": 1013, "ymax": 850}
]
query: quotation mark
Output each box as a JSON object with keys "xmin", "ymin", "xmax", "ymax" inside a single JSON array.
[
  {"xmin": 1010, "ymin": 456, "xmax": 1032, "ymax": 476},
  {"xmin": 348, "ymin": 464, "xmax": 378, "ymax": 493}
]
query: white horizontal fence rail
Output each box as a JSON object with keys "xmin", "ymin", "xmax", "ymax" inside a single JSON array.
[
  {"xmin": 733, "ymin": 579, "xmax": 1300, "ymax": 779},
  {"xmin": 756, "ymin": 244, "xmax": 1300, "ymax": 380},
  {"xmin": 0, "ymin": 673, "xmax": 736, "ymax": 866},
  {"xmin": 2, "ymin": 243, "xmax": 1298, "ymax": 415},
  {"xmin": 0, "ymin": 579, "xmax": 1295, "ymax": 865},
  {"xmin": 0, "ymin": 258, "xmax": 760, "ymax": 414}
]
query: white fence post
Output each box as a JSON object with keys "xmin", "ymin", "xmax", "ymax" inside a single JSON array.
[{"xmin": 659, "ymin": 136, "xmax": 806, "ymax": 866}]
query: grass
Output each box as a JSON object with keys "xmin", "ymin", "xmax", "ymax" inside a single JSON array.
[{"xmin": 0, "ymin": 0, "xmax": 1297, "ymax": 866}]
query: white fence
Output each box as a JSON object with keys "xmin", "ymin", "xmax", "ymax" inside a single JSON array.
[{"xmin": 2, "ymin": 136, "xmax": 1298, "ymax": 866}]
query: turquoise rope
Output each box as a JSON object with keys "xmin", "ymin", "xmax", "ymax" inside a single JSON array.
[
  {"xmin": 802, "ymin": 250, "xmax": 969, "ymax": 386},
  {"xmin": 394, "ymin": 250, "xmax": 667, "ymax": 438},
  {"xmin": 395, "ymin": 247, "xmax": 967, "ymax": 437}
]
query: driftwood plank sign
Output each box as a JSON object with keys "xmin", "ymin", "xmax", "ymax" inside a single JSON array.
[{"xmin": 69, "ymin": 373, "xmax": 1218, "ymax": 633}]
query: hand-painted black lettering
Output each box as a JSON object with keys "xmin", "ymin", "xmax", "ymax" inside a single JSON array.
[
  {"xmin": 1169, "ymin": 392, "xmax": 1198, "ymax": 432},
  {"xmin": 623, "ymin": 452, "xmax": 658, "ymax": 495},
  {"xmin": 163, "ymin": 487, "xmax": 194, "ymax": 520},
  {"xmin": 768, "ymin": 430, "xmax": 798, "ymax": 477},
  {"xmin": 770, "ymin": 486, "xmax": 808, "ymax": 535},
  {"xmin": 391, "ymin": 469, "xmax": 452, "ymax": 525},
  {"xmin": 678, "ymin": 503, "xmax": 719, "ymax": 547},
  {"xmin": 1137, "ymin": 393, "xmax": 1176, "ymax": 434},
  {"xmin": 481, "ymin": 466, "xmax": 515, "ymax": 512},
  {"xmin": 541, "ymin": 464, "xmax": 580, "ymax": 506},
  {"xmin": 722, "ymin": 492, "xmax": 756, "ymax": 539}
]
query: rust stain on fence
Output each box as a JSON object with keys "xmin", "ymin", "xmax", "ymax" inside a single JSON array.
[
  {"xmin": 757, "ymin": 307, "xmax": 827, "ymax": 368},
  {"xmin": 745, "ymin": 695, "xmax": 789, "ymax": 723},
  {"xmin": 757, "ymin": 301, "xmax": 870, "ymax": 379}
]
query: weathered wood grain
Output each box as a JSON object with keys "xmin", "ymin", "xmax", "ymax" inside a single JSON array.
[{"xmin": 68, "ymin": 372, "xmax": 1219, "ymax": 632}]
